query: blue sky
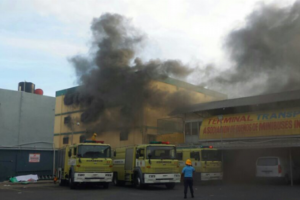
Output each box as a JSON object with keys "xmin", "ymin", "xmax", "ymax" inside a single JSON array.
[
  {"xmin": 0, "ymin": 1, "xmax": 87, "ymax": 96},
  {"xmin": 0, "ymin": 0, "xmax": 295, "ymax": 96}
]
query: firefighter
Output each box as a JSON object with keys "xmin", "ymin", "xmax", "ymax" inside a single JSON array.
[
  {"xmin": 92, "ymin": 133, "xmax": 97, "ymax": 141},
  {"xmin": 182, "ymin": 159, "xmax": 195, "ymax": 199}
]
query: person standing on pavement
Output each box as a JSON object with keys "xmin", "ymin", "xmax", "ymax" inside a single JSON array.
[{"xmin": 182, "ymin": 159, "xmax": 195, "ymax": 199}]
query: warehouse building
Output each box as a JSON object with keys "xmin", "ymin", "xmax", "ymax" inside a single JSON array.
[
  {"xmin": 54, "ymin": 77, "xmax": 226, "ymax": 149},
  {"xmin": 0, "ymin": 84, "xmax": 55, "ymax": 181},
  {"xmin": 171, "ymin": 89, "xmax": 300, "ymax": 184}
]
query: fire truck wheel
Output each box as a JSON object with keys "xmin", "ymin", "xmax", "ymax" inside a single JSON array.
[
  {"xmin": 113, "ymin": 173, "xmax": 119, "ymax": 186},
  {"xmin": 134, "ymin": 174, "xmax": 143, "ymax": 189},
  {"xmin": 56, "ymin": 171, "xmax": 65, "ymax": 186},
  {"xmin": 165, "ymin": 183, "xmax": 175, "ymax": 189},
  {"xmin": 69, "ymin": 173, "xmax": 76, "ymax": 189},
  {"xmin": 103, "ymin": 182, "xmax": 109, "ymax": 189},
  {"xmin": 113, "ymin": 173, "xmax": 125, "ymax": 186},
  {"xmin": 113, "ymin": 173, "xmax": 118, "ymax": 186},
  {"xmin": 58, "ymin": 179, "xmax": 67, "ymax": 186}
]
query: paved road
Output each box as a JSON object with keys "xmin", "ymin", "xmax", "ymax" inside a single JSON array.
[{"xmin": 1, "ymin": 182, "xmax": 300, "ymax": 200}]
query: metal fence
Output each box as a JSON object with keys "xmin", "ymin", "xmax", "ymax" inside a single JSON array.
[{"xmin": 0, "ymin": 149, "xmax": 55, "ymax": 182}]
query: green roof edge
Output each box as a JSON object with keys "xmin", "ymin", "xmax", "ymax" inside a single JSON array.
[
  {"xmin": 56, "ymin": 86, "xmax": 78, "ymax": 97},
  {"xmin": 55, "ymin": 77, "xmax": 227, "ymax": 99}
]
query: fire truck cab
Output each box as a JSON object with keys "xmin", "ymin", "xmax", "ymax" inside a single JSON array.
[
  {"xmin": 177, "ymin": 146, "xmax": 223, "ymax": 182},
  {"xmin": 112, "ymin": 142, "xmax": 181, "ymax": 189},
  {"xmin": 55, "ymin": 140, "xmax": 113, "ymax": 189}
]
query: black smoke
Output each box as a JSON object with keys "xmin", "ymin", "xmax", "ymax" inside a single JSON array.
[
  {"xmin": 65, "ymin": 13, "xmax": 196, "ymax": 135},
  {"xmin": 199, "ymin": 1, "xmax": 300, "ymax": 97}
]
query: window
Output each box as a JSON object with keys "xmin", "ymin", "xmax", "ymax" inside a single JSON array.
[
  {"xmin": 64, "ymin": 116, "xmax": 71, "ymax": 124},
  {"xmin": 137, "ymin": 148, "xmax": 145, "ymax": 158},
  {"xmin": 146, "ymin": 146, "xmax": 176, "ymax": 159},
  {"xmin": 79, "ymin": 135, "xmax": 86, "ymax": 143},
  {"xmin": 185, "ymin": 123, "xmax": 191, "ymax": 135},
  {"xmin": 190, "ymin": 152, "xmax": 200, "ymax": 161},
  {"xmin": 191, "ymin": 122, "xmax": 198, "ymax": 135},
  {"xmin": 120, "ymin": 130, "xmax": 129, "ymax": 141},
  {"xmin": 202, "ymin": 150, "xmax": 222, "ymax": 161},
  {"xmin": 176, "ymin": 152, "xmax": 183, "ymax": 160},
  {"xmin": 78, "ymin": 145, "xmax": 111, "ymax": 158},
  {"xmin": 63, "ymin": 137, "xmax": 69, "ymax": 144},
  {"xmin": 185, "ymin": 121, "xmax": 202, "ymax": 135},
  {"xmin": 198, "ymin": 122, "xmax": 202, "ymax": 133}
]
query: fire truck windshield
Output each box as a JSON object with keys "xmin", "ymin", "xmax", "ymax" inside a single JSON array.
[
  {"xmin": 78, "ymin": 145, "xmax": 111, "ymax": 158},
  {"xmin": 146, "ymin": 146, "xmax": 176, "ymax": 159},
  {"xmin": 202, "ymin": 150, "xmax": 221, "ymax": 161}
]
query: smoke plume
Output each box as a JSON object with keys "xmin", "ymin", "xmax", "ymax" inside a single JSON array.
[
  {"xmin": 65, "ymin": 13, "xmax": 195, "ymax": 134},
  {"xmin": 199, "ymin": 1, "xmax": 300, "ymax": 97}
]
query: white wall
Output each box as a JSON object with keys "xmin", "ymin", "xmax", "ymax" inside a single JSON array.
[{"xmin": 0, "ymin": 88, "xmax": 55, "ymax": 149}]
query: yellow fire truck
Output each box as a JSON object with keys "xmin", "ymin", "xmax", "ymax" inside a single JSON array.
[
  {"xmin": 112, "ymin": 141, "xmax": 181, "ymax": 189},
  {"xmin": 177, "ymin": 146, "xmax": 223, "ymax": 182},
  {"xmin": 55, "ymin": 140, "xmax": 113, "ymax": 189}
]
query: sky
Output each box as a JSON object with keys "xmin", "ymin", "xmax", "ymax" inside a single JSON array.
[{"xmin": 0, "ymin": 0, "xmax": 296, "ymax": 97}]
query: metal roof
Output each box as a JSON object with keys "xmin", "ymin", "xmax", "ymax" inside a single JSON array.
[
  {"xmin": 175, "ymin": 137, "xmax": 300, "ymax": 149},
  {"xmin": 199, "ymin": 137, "xmax": 300, "ymax": 150},
  {"xmin": 171, "ymin": 89, "xmax": 300, "ymax": 115}
]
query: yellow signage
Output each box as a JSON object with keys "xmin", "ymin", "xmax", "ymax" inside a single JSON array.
[{"xmin": 200, "ymin": 109, "xmax": 300, "ymax": 140}]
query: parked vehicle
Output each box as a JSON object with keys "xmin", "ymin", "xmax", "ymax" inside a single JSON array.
[
  {"xmin": 177, "ymin": 146, "xmax": 223, "ymax": 182},
  {"xmin": 112, "ymin": 141, "xmax": 181, "ymax": 189},
  {"xmin": 55, "ymin": 140, "xmax": 113, "ymax": 189},
  {"xmin": 256, "ymin": 156, "xmax": 299, "ymax": 182}
]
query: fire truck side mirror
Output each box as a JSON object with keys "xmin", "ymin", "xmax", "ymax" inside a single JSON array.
[
  {"xmin": 113, "ymin": 151, "xmax": 116, "ymax": 157},
  {"xmin": 136, "ymin": 153, "xmax": 140, "ymax": 159},
  {"xmin": 68, "ymin": 150, "xmax": 71, "ymax": 157}
]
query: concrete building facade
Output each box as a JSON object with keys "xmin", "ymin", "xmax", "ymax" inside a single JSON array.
[
  {"xmin": 54, "ymin": 77, "xmax": 227, "ymax": 149},
  {"xmin": 171, "ymin": 90, "xmax": 300, "ymax": 184},
  {"xmin": 171, "ymin": 89, "xmax": 300, "ymax": 147}
]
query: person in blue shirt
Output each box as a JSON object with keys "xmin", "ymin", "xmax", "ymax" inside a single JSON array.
[{"xmin": 182, "ymin": 159, "xmax": 195, "ymax": 199}]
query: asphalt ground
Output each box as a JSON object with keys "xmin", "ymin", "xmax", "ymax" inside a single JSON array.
[{"xmin": 1, "ymin": 182, "xmax": 300, "ymax": 200}]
